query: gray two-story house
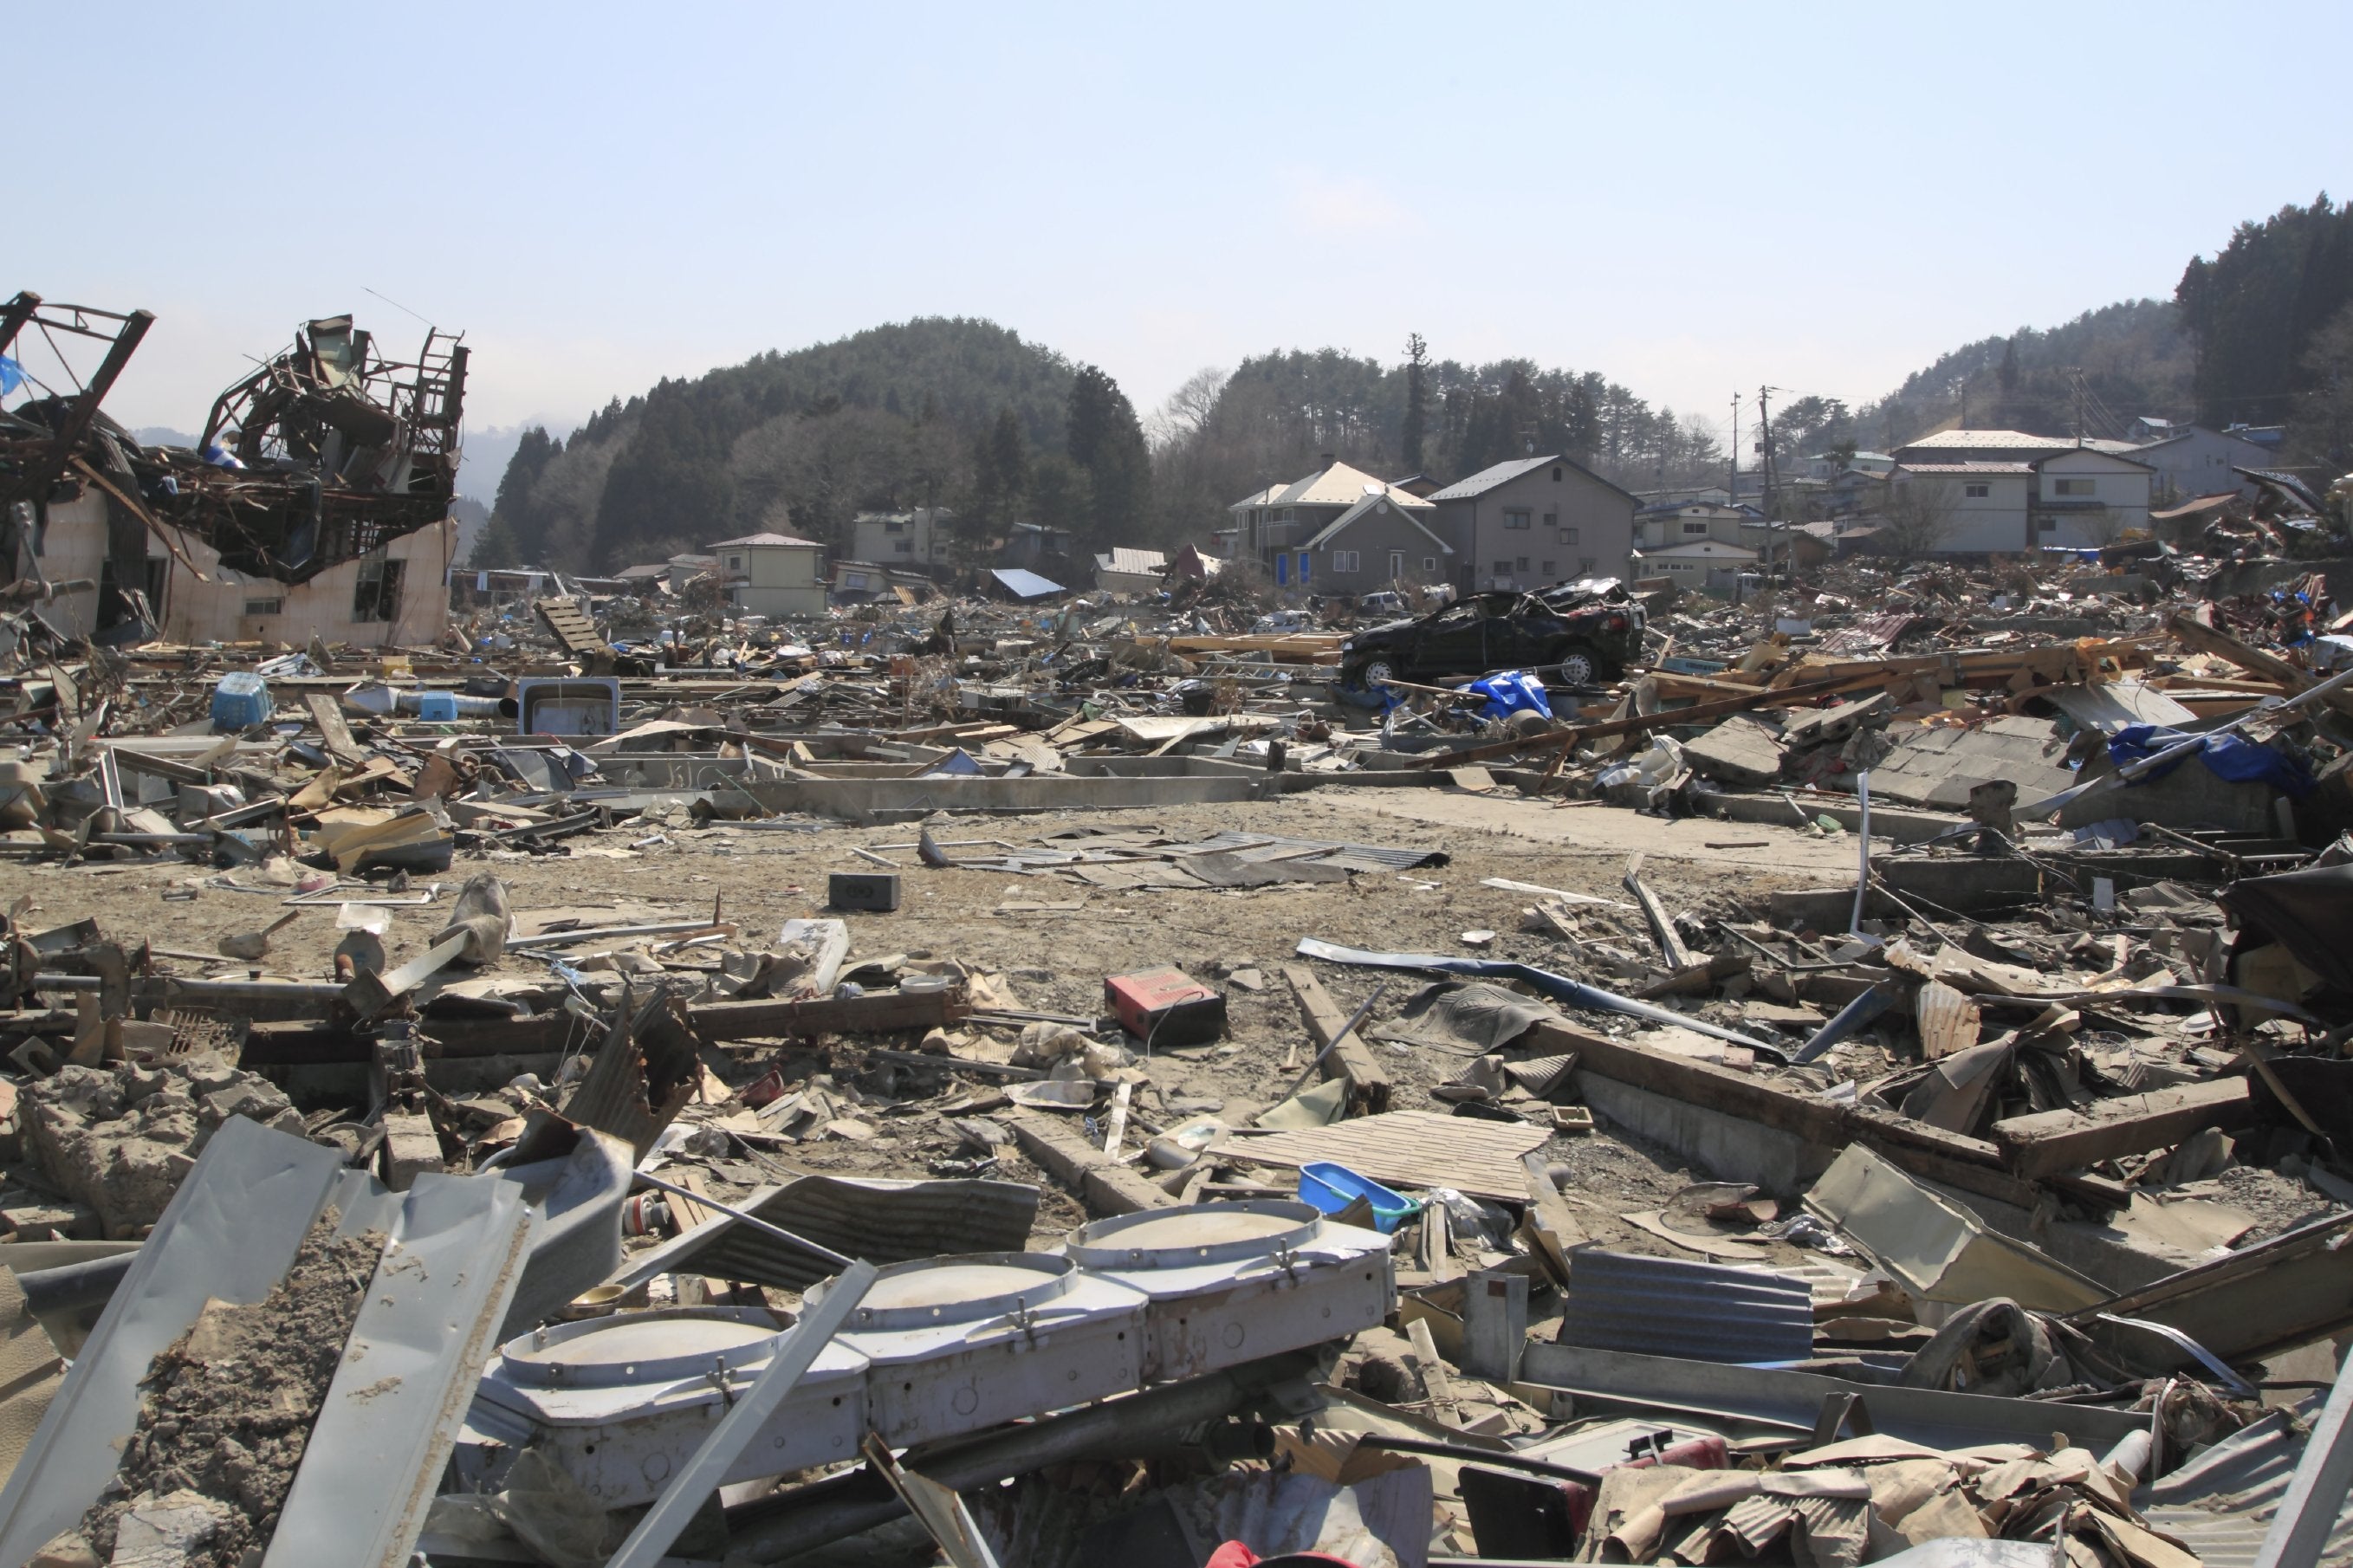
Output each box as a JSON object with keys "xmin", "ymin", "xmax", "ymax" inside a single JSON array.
[
  {"xmin": 1222, "ymin": 457, "xmax": 1453, "ymax": 594},
  {"xmin": 1428, "ymin": 455, "xmax": 1638, "ymax": 593}
]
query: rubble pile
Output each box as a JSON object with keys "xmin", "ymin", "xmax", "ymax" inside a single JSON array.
[{"xmin": 9, "ymin": 298, "xmax": 2353, "ymax": 1566}]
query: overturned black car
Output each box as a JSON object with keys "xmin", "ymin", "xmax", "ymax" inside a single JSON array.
[{"xmin": 1337, "ymin": 580, "xmax": 1644, "ymax": 690}]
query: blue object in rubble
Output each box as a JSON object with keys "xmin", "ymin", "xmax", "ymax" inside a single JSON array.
[
  {"xmin": 1296, "ymin": 1162, "xmax": 1416, "ymax": 1233},
  {"xmin": 1468, "ymin": 669, "xmax": 1552, "ymax": 722},
  {"xmin": 209, "ymin": 672, "xmax": 271, "ymax": 731},
  {"xmin": 2107, "ymin": 723, "xmax": 2316, "ymax": 798}
]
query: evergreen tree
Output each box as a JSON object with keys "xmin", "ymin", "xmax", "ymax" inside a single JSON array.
[
  {"xmin": 1066, "ymin": 364, "xmax": 1151, "ymax": 550},
  {"xmin": 2177, "ymin": 195, "xmax": 2353, "ymax": 426},
  {"xmin": 487, "ymin": 425, "xmax": 561, "ymax": 562},
  {"xmin": 1401, "ymin": 334, "xmax": 1428, "ymax": 471}
]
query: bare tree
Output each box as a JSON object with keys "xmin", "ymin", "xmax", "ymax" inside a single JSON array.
[
  {"xmin": 1882, "ymin": 473, "xmax": 1961, "ymax": 560},
  {"xmin": 1145, "ymin": 366, "xmax": 1228, "ymax": 450}
]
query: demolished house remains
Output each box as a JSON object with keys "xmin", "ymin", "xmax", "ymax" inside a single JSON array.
[{"xmin": 3, "ymin": 285, "xmax": 2353, "ymax": 1567}]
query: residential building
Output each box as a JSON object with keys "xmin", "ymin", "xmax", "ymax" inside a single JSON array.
[
  {"xmin": 1632, "ymin": 538, "xmax": 1758, "ymax": 593},
  {"xmin": 667, "ymin": 553, "xmax": 716, "ymax": 593},
  {"xmin": 1805, "ymin": 450, "xmax": 1893, "ymax": 481},
  {"xmin": 1222, "ymin": 457, "xmax": 1446, "ymax": 593},
  {"xmin": 1885, "ymin": 444, "xmax": 2152, "ymax": 554},
  {"xmin": 829, "ymin": 560, "xmax": 934, "ymax": 603},
  {"xmin": 1165, "ymin": 542, "xmax": 1226, "ymax": 582},
  {"xmin": 1224, "ymin": 457, "xmax": 1398, "ymax": 563},
  {"xmin": 1893, "ymin": 429, "xmax": 2142, "ymax": 463},
  {"xmin": 1629, "ymin": 483, "xmax": 1733, "ymax": 509},
  {"xmin": 1740, "ymin": 519, "xmax": 1831, "ymax": 573},
  {"xmin": 1885, "ymin": 463, "xmax": 2037, "ymax": 554},
  {"xmin": 612, "ymin": 562, "xmax": 673, "ymax": 596},
  {"xmin": 848, "ymin": 507, "xmax": 953, "ymax": 570},
  {"xmin": 1281, "ymin": 487, "xmax": 1453, "ymax": 596},
  {"xmin": 706, "ymin": 531, "xmax": 826, "ymax": 618},
  {"xmin": 1093, "ymin": 547, "xmax": 1169, "ymax": 595},
  {"xmin": 1636, "ymin": 502, "xmax": 1749, "ymax": 550},
  {"xmin": 2123, "ymin": 424, "xmax": 2279, "ymax": 506},
  {"xmin": 1427, "ymin": 454, "xmax": 1637, "ymax": 593},
  {"xmin": 1003, "ymin": 522, "xmax": 1074, "ymax": 572}
]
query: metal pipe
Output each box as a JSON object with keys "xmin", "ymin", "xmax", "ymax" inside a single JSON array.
[{"xmin": 724, "ymin": 1350, "xmax": 1320, "ymax": 1563}]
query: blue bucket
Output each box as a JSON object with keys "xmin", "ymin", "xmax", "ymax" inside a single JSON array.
[{"xmin": 1296, "ymin": 1161, "xmax": 1417, "ymax": 1234}]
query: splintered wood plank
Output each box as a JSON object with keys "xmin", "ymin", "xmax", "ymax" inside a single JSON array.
[
  {"xmin": 1991, "ymin": 1078, "xmax": 2253, "ymax": 1181},
  {"xmin": 1915, "ymin": 980, "xmax": 1982, "ymax": 1061},
  {"xmin": 1223, "ymin": 1110, "xmax": 1548, "ymax": 1203}
]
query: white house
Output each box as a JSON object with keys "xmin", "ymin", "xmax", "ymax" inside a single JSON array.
[
  {"xmin": 1633, "ymin": 538, "xmax": 1757, "ymax": 591},
  {"xmin": 1886, "ymin": 447, "xmax": 2151, "ymax": 554},
  {"xmin": 849, "ymin": 508, "xmax": 951, "ymax": 570},
  {"xmin": 2124, "ymin": 425, "xmax": 2280, "ymax": 506},
  {"xmin": 707, "ymin": 531, "xmax": 826, "ymax": 618},
  {"xmin": 1636, "ymin": 502, "xmax": 1750, "ymax": 550},
  {"xmin": 1888, "ymin": 463, "xmax": 2038, "ymax": 553}
]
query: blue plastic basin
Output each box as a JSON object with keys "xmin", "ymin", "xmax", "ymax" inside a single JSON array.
[{"xmin": 1296, "ymin": 1161, "xmax": 1416, "ymax": 1234}]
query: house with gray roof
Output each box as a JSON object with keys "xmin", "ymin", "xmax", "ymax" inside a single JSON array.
[
  {"xmin": 1223, "ymin": 457, "xmax": 1449, "ymax": 594},
  {"xmin": 1427, "ymin": 455, "xmax": 1637, "ymax": 594}
]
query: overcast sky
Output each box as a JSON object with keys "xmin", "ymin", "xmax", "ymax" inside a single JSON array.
[{"xmin": 14, "ymin": 2, "xmax": 2349, "ymax": 459}]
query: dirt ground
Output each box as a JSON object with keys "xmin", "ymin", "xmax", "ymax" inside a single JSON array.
[{"xmin": 3, "ymin": 787, "xmax": 1874, "ymax": 1266}]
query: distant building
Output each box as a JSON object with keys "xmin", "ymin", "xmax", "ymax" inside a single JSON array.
[
  {"xmin": 706, "ymin": 531, "xmax": 826, "ymax": 618},
  {"xmin": 1003, "ymin": 522, "xmax": 1074, "ymax": 572},
  {"xmin": 1426, "ymin": 454, "xmax": 1637, "ymax": 593},
  {"xmin": 613, "ymin": 562, "xmax": 673, "ymax": 595},
  {"xmin": 1631, "ymin": 538, "xmax": 1758, "ymax": 593},
  {"xmin": 2123, "ymin": 424, "xmax": 2279, "ymax": 506},
  {"xmin": 1885, "ymin": 444, "xmax": 2152, "ymax": 554},
  {"xmin": 849, "ymin": 507, "xmax": 953, "ymax": 570},
  {"xmin": 666, "ymin": 553, "xmax": 716, "ymax": 593},
  {"xmin": 830, "ymin": 560, "xmax": 934, "ymax": 603},
  {"xmin": 1222, "ymin": 457, "xmax": 1444, "ymax": 593},
  {"xmin": 1092, "ymin": 547, "xmax": 1170, "ymax": 594},
  {"xmin": 1805, "ymin": 450, "xmax": 1893, "ymax": 481},
  {"xmin": 1636, "ymin": 502, "xmax": 1749, "ymax": 550}
]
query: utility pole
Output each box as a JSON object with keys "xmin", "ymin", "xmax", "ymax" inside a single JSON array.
[
  {"xmin": 1756, "ymin": 385, "xmax": 1779, "ymax": 581},
  {"xmin": 1728, "ymin": 392, "xmax": 1740, "ymax": 503},
  {"xmin": 2069, "ymin": 367, "xmax": 2086, "ymax": 447}
]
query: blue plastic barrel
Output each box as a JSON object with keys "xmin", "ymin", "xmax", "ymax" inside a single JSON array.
[{"xmin": 210, "ymin": 672, "xmax": 271, "ymax": 731}]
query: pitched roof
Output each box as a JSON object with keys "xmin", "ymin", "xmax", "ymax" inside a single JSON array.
[
  {"xmin": 1302, "ymin": 489, "xmax": 1453, "ymax": 554},
  {"xmin": 1272, "ymin": 461, "xmax": 1393, "ymax": 507},
  {"xmin": 614, "ymin": 562, "xmax": 672, "ymax": 579},
  {"xmin": 989, "ymin": 567, "xmax": 1065, "ymax": 599},
  {"xmin": 1896, "ymin": 462, "xmax": 2034, "ymax": 475},
  {"xmin": 708, "ymin": 531, "xmax": 821, "ymax": 548},
  {"xmin": 1636, "ymin": 540, "xmax": 1759, "ymax": 559},
  {"xmin": 1899, "ymin": 429, "xmax": 2074, "ymax": 452},
  {"xmin": 1094, "ymin": 547, "xmax": 1169, "ymax": 575},
  {"xmin": 1426, "ymin": 453, "xmax": 1638, "ymax": 506}
]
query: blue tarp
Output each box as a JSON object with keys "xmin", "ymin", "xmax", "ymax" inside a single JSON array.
[
  {"xmin": 1467, "ymin": 670, "xmax": 1552, "ymax": 722},
  {"xmin": 2108, "ymin": 723, "xmax": 2316, "ymax": 798}
]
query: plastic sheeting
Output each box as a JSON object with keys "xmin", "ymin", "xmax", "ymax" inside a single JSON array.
[{"xmin": 2107, "ymin": 723, "xmax": 2316, "ymax": 797}]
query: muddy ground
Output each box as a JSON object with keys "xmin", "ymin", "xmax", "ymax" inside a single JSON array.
[{"xmin": 4, "ymin": 787, "xmax": 1875, "ymax": 1265}]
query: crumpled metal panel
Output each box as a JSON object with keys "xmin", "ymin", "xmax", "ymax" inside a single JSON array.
[
  {"xmin": 0, "ymin": 1117, "xmax": 349, "ymax": 1566},
  {"xmin": 2139, "ymin": 1408, "xmax": 2353, "ymax": 1568},
  {"xmin": 1162, "ymin": 830, "xmax": 1448, "ymax": 872},
  {"xmin": 616, "ymin": 1174, "xmax": 1038, "ymax": 1291},
  {"xmin": 1559, "ymin": 1249, "xmax": 1816, "ymax": 1365},
  {"xmin": 264, "ymin": 1174, "xmax": 532, "ymax": 1568}
]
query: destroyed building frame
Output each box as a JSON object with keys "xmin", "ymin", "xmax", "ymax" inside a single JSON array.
[{"xmin": 1, "ymin": 290, "xmax": 467, "ymax": 650}]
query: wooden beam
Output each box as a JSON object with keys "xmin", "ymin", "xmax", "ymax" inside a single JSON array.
[
  {"xmin": 304, "ymin": 693, "xmax": 366, "ymax": 765},
  {"xmin": 1991, "ymin": 1077, "xmax": 2253, "ymax": 1181},
  {"xmin": 1517, "ymin": 1150, "xmax": 1585, "ymax": 1289},
  {"xmin": 1007, "ymin": 1112, "xmax": 1172, "ymax": 1217},
  {"xmin": 1280, "ymin": 962, "xmax": 1392, "ymax": 1113},
  {"xmin": 690, "ymin": 985, "xmax": 969, "ymax": 1045},
  {"xmin": 2167, "ymin": 612, "xmax": 2353, "ymax": 722}
]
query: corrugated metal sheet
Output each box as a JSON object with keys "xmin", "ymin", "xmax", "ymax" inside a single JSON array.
[
  {"xmin": 2138, "ymin": 1408, "xmax": 2353, "ymax": 1568},
  {"xmin": 989, "ymin": 568, "xmax": 1064, "ymax": 599},
  {"xmin": 623, "ymin": 1174, "xmax": 1039, "ymax": 1291},
  {"xmin": 1559, "ymin": 1249, "xmax": 1816, "ymax": 1364},
  {"xmin": 2039, "ymin": 679, "xmax": 2199, "ymax": 733},
  {"xmin": 1161, "ymin": 829, "xmax": 1448, "ymax": 873}
]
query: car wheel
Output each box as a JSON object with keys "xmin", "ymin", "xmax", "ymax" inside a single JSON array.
[
  {"xmin": 1358, "ymin": 656, "xmax": 1398, "ymax": 687},
  {"xmin": 1551, "ymin": 647, "xmax": 1600, "ymax": 686}
]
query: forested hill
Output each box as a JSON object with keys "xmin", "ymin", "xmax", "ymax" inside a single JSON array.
[
  {"xmin": 476, "ymin": 198, "xmax": 2353, "ymax": 570},
  {"xmin": 472, "ymin": 317, "xmax": 1081, "ymax": 572},
  {"xmin": 1857, "ymin": 299, "xmax": 2194, "ymax": 450}
]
